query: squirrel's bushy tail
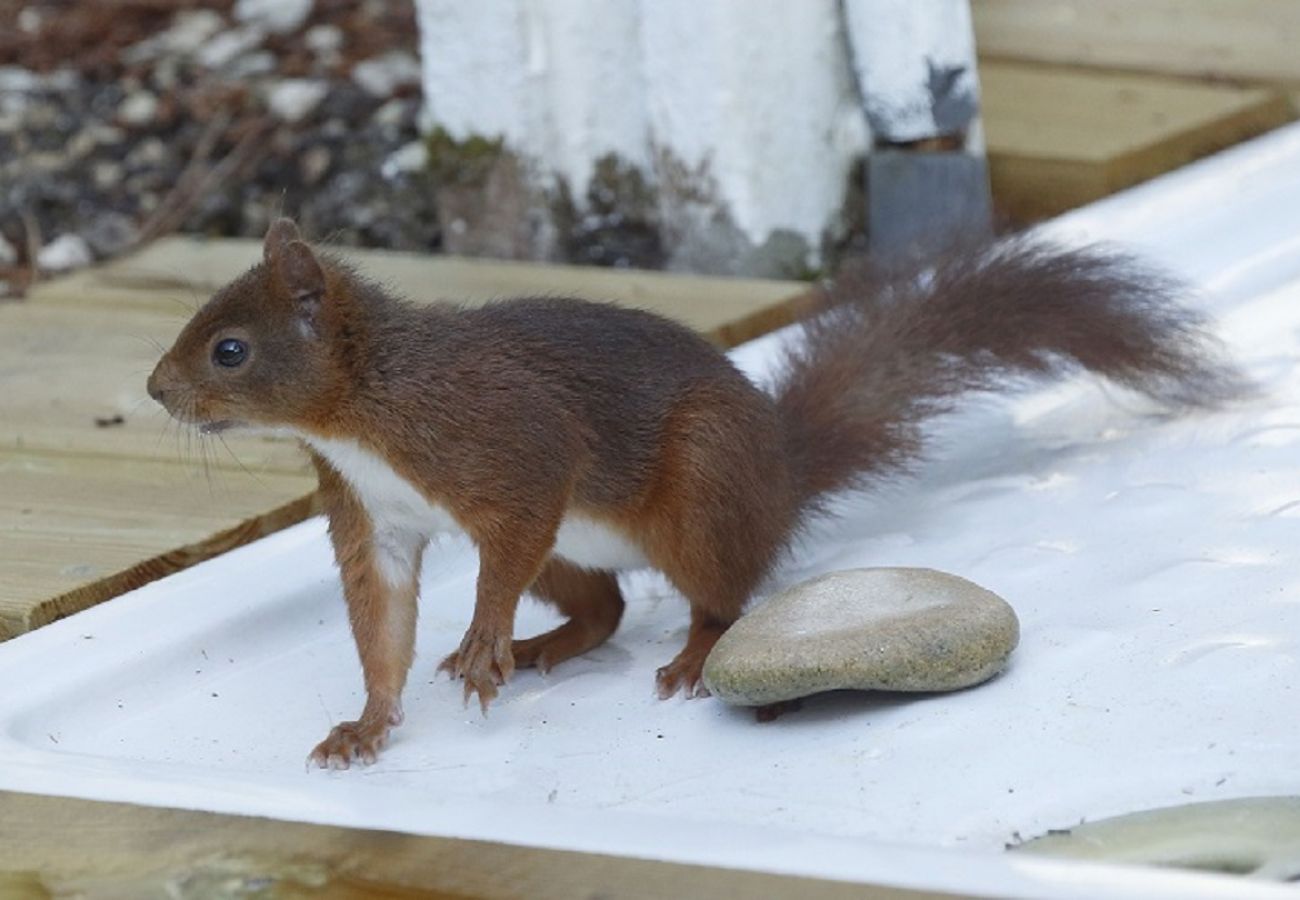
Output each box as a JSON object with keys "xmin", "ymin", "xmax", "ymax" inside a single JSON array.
[{"xmin": 773, "ymin": 236, "xmax": 1242, "ymax": 515}]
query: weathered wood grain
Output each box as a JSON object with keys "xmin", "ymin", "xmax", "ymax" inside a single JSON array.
[
  {"xmin": 28, "ymin": 237, "xmax": 815, "ymax": 344},
  {"xmin": 0, "ymin": 790, "xmax": 958, "ymax": 900},
  {"xmin": 980, "ymin": 61, "xmax": 1292, "ymax": 220},
  {"xmin": 973, "ymin": 0, "xmax": 1300, "ymax": 86}
]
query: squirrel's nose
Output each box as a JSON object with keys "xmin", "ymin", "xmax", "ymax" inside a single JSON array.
[{"xmin": 146, "ymin": 363, "xmax": 172, "ymax": 404}]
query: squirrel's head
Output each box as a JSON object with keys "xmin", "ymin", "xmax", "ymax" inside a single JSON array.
[{"xmin": 147, "ymin": 218, "xmax": 343, "ymax": 435}]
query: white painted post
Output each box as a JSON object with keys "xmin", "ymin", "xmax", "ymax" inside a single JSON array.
[
  {"xmin": 534, "ymin": 2, "xmax": 651, "ymax": 197},
  {"xmin": 842, "ymin": 0, "xmax": 992, "ymax": 255},
  {"xmin": 414, "ymin": 1, "xmax": 983, "ymax": 273},
  {"xmin": 843, "ymin": 0, "xmax": 982, "ymax": 142},
  {"xmin": 415, "ymin": 3, "xmax": 535, "ymax": 152},
  {"xmin": 414, "ymin": 3, "xmax": 549, "ymax": 259},
  {"xmin": 415, "ymin": 2, "xmax": 655, "ymax": 263},
  {"xmin": 637, "ymin": 0, "xmax": 867, "ymax": 275}
]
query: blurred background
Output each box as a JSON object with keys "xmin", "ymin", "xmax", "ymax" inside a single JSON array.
[
  {"xmin": 0, "ymin": 0, "xmax": 431, "ymax": 288},
  {"xmin": 0, "ymin": 0, "xmax": 1294, "ymax": 287}
]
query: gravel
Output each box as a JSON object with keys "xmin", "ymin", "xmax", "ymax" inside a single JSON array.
[{"xmin": 0, "ymin": 0, "xmax": 441, "ymax": 297}]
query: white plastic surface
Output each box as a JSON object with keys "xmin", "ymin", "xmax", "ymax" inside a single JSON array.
[{"xmin": 6, "ymin": 126, "xmax": 1300, "ymax": 898}]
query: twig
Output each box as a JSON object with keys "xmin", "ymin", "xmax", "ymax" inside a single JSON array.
[
  {"xmin": 0, "ymin": 266, "xmax": 23, "ymax": 303},
  {"xmin": 134, "ymin": 112, "xmax": 232, "ymax": 245},
  {"xmin": 135, "ymin": 115, "xmax": 275, "ymax": 246},
  {"xmin": 7, "ymin": 208, "xmax": 45, "ymax": 299}
]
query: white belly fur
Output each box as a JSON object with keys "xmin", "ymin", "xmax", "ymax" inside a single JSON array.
[
  {"xmin": 553, "ymin": 514, "xmax": 650, "ymax": 571},
  {"xmin": 303, "ymin": 435, "xmax": 649, "ymax": 581}
]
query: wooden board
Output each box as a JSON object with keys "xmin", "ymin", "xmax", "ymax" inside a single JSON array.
[
  {"xmin": 0, "ymin": 242, "xmax": 810, "ymax": 640},
  {"xmin": 30, "ymin": 237, "xmax": 814, "ymax": 347},
  {"xmin": 0, "ymin": 447, "xmax": 318, "ymax": 636},
  {"xmin": 0, "ymin": 304, "xmax": 311, "ymax": 468},
  {"xmin": 973, "ymin": 0, "xmax": 1300, "ymax": 87},
  {"xmin": 0, "ymin": 790, "xmax": 958, "ymax": 900},
  {"xmin": 979, "ymin": 61, "xmax": 1293, "ymax": 221}
]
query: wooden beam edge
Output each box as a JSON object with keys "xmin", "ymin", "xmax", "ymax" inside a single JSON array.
[
  {"xmin": 705, "ymin": 287, "xmax": 818, "ymax": 347},
  {"xmin": 0, "ymin": 790, "xmax": 961, "ymax": 900},
  {"xmin": 1104, "ymin": 91, "xmax": 1295, "ymax": 194},
  {"xmin": 4, "ymin": 493, "xmax": 321, "ymax": 640}
]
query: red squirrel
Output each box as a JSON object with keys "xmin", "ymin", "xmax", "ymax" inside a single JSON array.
[{"xmin": 147, "ymin": 218, "xmax": 1236, "ymax": 768}]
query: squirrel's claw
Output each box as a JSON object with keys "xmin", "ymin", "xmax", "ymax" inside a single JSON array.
[
  {"xmin": 440, "ymin": 625, "xmax": 514, "ymax": 715},
  {"xmin": 308, "ymin": 717, "xmax": 390, "ymax": 770}
]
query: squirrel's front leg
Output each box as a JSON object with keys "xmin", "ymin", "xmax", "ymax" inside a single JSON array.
[
  {"xmin": 309, "ymin": 468, "xmax": 422, "ymax": 769},
  {"xmin": 439, "ymin": 512, "xmax": 558, "ymax": 711}
]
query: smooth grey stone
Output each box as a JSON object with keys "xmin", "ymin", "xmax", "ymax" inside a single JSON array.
[
  {"xmin": 703, "ymin": 567, "xmax": 1018, "ymax": 706},
  {"xmin": 1013, "ymin": 797, "xmax": 1300, "ymax": 881}
]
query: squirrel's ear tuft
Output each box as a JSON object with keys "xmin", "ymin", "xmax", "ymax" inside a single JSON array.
[
  {"xmin": 264, "ymin": 218, "xmax": 303, "ymax": 263},
  {"xmin": 273, "ymin": 239, "xmax": 326, "ymax": 318}
]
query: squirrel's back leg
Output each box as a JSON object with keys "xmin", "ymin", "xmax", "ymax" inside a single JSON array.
[
  {"xmin": 653, "ymin": 604, "xmax": 739, "ymax": 699},
  {"xmin": 513, "ymin": 558, "xmax": 625, "ymax": 672},
  {"xmin": 636, "ymin": 382, "xmax": 797, "ymax": 699},
  {"xmin": 645, "ymin": 501, "xmax": 781, "ymax": 698}
]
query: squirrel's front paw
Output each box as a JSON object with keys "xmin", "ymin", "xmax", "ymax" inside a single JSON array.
[
  {"xmin": 308, "ymin": 716, "xmax": 394, "ymax": 769},
  {"xmin": 438, "ymin": 625, "xmax": 514, "ymax": 713}
]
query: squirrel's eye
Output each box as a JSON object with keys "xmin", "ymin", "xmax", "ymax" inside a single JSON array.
[{"xmin": 213, "ymin": 338, "xmax": 248, "ymax": 368}]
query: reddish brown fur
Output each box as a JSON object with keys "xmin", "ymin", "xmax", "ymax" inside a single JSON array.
[
  {"xmin": 148, "ymin": 220, "xmax": 1238, "ymax": 767},
  {"xmin": 776, "ymin": 237, "xmax": 1240, "ymax": 509},
  {"xmin": 512, "ymin": 558, "xmax": 624, "ymax": 672},
  {"xmin": 311, "ymin": 456, "xmax": 417, "ymax": 765}
]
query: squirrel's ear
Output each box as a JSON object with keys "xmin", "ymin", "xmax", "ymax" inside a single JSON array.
[
  {"xmin": 272, "ymin": 239, "xmax": 326, "ymax": 323},
  {"xmin": 263, "ymin": 218, "xmax": 303, "ymax": 263}
]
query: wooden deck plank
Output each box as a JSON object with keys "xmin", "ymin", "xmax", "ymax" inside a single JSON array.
[
  {"xmin": 0, "ymin": 447, "xmax": 317, "ymax": 638},
  {"xmin": 979, "ymin": 61, "xmax": 1293, "ymax": 220},
  {"xmin": 1, "ymin": 304, "xmax": 310, "ymax": 470},
  {"xmin": 1, "ymin": 243, "xmax": 810, "ymax": 640},
  {"xmin": 29, "ymin": 237, "xmax": 814, "ymax": 347},
  {"xmin": 973, "ymin": 0, "xmax": 1300, "ymax": 87},
  {"xmin": 0, "ymin": 790, "xmax": 956, "ymax": 900}
]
